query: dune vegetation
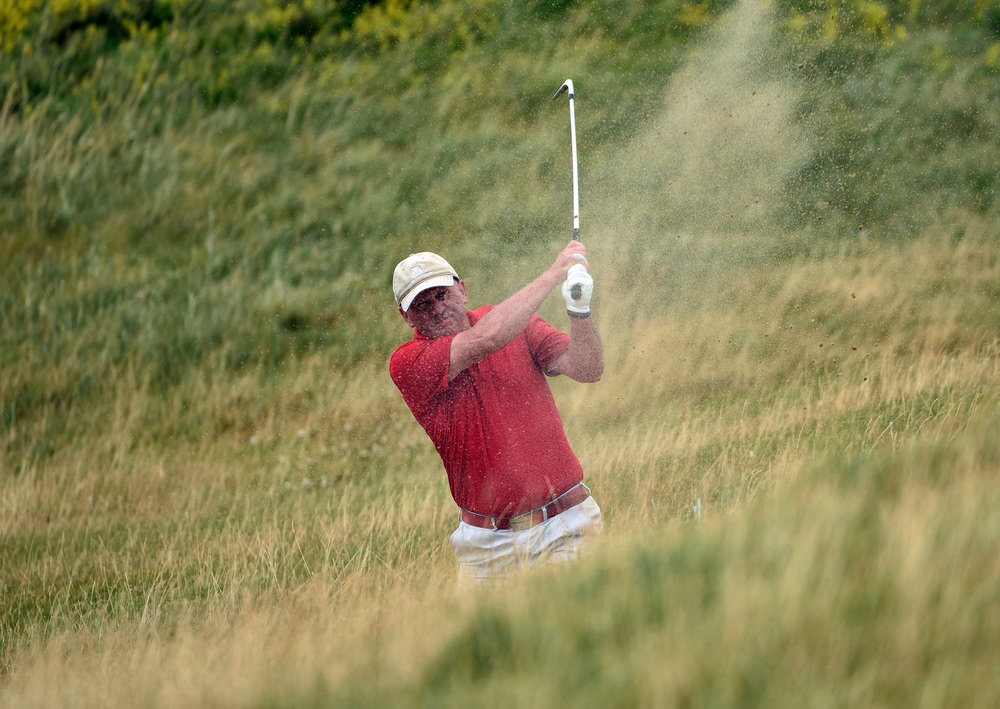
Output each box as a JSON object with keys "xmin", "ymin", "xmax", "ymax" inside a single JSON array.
[{"xmin": 2, "ymin": 0, "xmax": 999, "ymax": 706}]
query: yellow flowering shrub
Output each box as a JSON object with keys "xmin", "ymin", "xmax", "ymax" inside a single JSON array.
[
  {"xmin": 353, "ymin": 0, "xmax": 500, "ymax": 54},
  {"xmin": 0, "ymin": 0, "xmax": 43, "ymax": 52},
  {"xmin": 778, "ymin": 0, "xmax": 1000, "ymax": 45},
  {"xmin": 987, "ymin": 40, "xmax": 1000, "ymax": 68},
  {"xmin": 856, "ymin": 1, "xmax": 890, "ymax": 39},
  {"xmin": 676, "ymin": 2, "xmax": 713, "ymax": 28}
]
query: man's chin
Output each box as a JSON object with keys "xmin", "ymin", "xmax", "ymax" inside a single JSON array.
[
  {"xmin": 427, "ymin": 325, "xmax": 459, "ymax": 339},
  {"xmin": 424, "ymin": 316, "xmax": 465, "ymax": 339}
]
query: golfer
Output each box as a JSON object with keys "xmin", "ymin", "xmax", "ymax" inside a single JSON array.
[{"xmin": 390, "ymin": 240, "xmax": 604, "ymax": 584}]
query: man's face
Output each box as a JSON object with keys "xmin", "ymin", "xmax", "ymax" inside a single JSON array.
[{"xmin": 401, "ymin": 281, "xmax": 470, "ymax": 339}]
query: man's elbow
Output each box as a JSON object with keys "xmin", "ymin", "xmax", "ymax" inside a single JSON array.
[
  {"xmin": 576, "ymin": 361, "xmax": 604, "ymax": 383},
  {"xmin": 554, "ymin": 350, "xmax": 604, "ymax": 382}
]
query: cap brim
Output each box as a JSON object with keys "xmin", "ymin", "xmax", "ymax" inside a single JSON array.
[{"xmin": 398, "ymin": 274, "xmax": 457, "ymax": 311}]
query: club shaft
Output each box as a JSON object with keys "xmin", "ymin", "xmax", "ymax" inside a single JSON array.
[
  {"xmin": 568, "ymin": 89, "xmax": 580, "ymax": 241},
  {"xmin": 553, "ymin": 79, "xmax": 581, "ymax": 242}
]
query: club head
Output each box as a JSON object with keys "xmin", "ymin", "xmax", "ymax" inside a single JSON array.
[{"xmin": 552, "ymin": 79, "xmax": 574, "ymax": 100}]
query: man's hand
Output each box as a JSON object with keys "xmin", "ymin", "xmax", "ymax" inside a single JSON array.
[
  {"xmin": 562, "ymin": 263, "xmax": 594, "ymax": 315},
  {"xmin": 549, "ymin": 245, "xmax": 602, "ymax": 382}
]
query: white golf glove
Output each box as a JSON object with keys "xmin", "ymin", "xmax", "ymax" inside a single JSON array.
[{"xmin": 562, "ymin": 263, "xmax": 594, "ymax": 317}]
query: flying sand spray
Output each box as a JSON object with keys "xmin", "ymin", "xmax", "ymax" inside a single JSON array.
[{"xmin": 552, "ymin": 79, "xmax": 587, "ymax": 298}]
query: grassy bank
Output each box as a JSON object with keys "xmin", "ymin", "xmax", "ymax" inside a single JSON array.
[{"xmin": 2, "ymin": 0, "xmax": 999, "ymax": 706}]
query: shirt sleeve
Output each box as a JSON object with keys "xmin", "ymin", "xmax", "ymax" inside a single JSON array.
[
  {"xmin": 389, "ymin": 335, "xmax": 454, "ymax": 417},
  {"xmin": 524, "ymin": 314, "xmax": 570, "ymax": 373}
]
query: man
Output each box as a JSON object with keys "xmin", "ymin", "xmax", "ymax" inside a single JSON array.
[{"xmin": 389, "ymin": 240, "xmax": 604, "ymax": 584}]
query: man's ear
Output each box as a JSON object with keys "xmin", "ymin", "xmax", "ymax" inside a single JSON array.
[
  {"xmin": 457, "ymin": 280, "xmax": 469, "ymax": 304},
  {"xmin": 399, "ymin": 308, "xmax": 416, "ymax": 328}
]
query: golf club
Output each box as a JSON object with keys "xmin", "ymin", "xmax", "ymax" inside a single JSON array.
[
  {"xmin": 552, "ymin": 79, "xmax": 585, "ymax": 301},
  {"xmin": 551, "ymin": 79, "xmax": 580, "ymax": 242}
]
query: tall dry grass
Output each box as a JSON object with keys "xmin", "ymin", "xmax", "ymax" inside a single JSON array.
[{"xmin": 3, "ymin": 0, "xmax": 999, "ymax": 706}]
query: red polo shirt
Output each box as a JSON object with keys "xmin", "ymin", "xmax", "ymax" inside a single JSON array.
[{"xmin": 390, "ymin": 307, "xmax": 584, "ymax": 518}]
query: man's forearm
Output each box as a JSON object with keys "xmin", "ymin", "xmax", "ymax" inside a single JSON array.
[
  {"xmin": 552, "ymin": 315, "xmax": 603, "ymax": 382},
  {"xmin": 449, "ymin": 241, "xmax": 588, "ymax": 380},
  {"xmin": 471, "ymin": 266, "xmax": 562, "ymax": 351}
]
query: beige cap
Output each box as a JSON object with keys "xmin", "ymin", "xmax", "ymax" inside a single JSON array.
[{"xmin": 392, "ymin": 252, "xmax": 459, "ymax": 311}]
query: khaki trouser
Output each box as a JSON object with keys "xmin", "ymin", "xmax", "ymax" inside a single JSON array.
[{"xmin": 449, "ymin": 496, "xmax": 603, "ymax": 585}]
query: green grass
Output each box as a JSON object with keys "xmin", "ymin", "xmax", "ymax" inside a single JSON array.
[{"xmin": 2, "ymin": 0, "xmax": 999, "ymax": 706}]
